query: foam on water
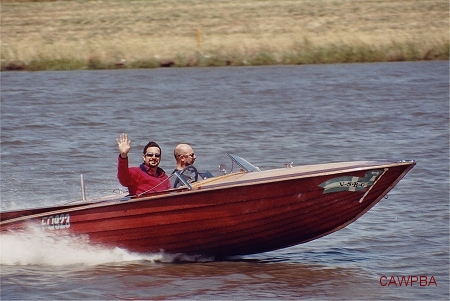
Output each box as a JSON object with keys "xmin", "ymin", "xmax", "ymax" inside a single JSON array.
[
  {"xmin": 1, "ymin": 226, "xmax": 215, "ymax": 266},
  {"xmin": 0, "ymin": 226, "xmax": 163, "ymax": 266}
]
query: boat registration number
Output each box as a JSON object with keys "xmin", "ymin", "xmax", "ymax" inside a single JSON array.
[{"xmin": 41, "ymin": 214, "xmax": 70, "ymax": 230}]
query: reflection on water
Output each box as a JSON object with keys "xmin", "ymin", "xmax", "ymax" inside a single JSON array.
[
  {"xmin": 1, "ymin": 258, "xmax": 379, "ymax": 300},
  {"xmin": 108, "ymin": 261, "xmax": 377, "ymax": 300}
]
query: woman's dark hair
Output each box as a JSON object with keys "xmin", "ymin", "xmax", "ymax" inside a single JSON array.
[{"xmin": 143, "ymin": 141, "xmax": 162, "ymax": 155}]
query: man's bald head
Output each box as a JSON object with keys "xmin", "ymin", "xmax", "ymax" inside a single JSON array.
[{"xmin": 174, "ymin": 143, "xmax": 196, "ymax": 170}]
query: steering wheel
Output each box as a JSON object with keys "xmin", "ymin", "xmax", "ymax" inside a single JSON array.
[{"xmin": 173, "ymin": 165, "xmax": 199, "ymax": 188}]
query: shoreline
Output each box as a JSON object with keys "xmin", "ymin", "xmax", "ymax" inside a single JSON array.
[{"xmin": 3, "ymin": 43, "xmax": 448, "ymax": 72}]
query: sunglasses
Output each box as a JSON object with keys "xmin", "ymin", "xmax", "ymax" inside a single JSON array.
[
  {"xmin": 179, "ymin": 153, "xmax": 195, "ymax": 158},
  {"xmin": 145, "ymin": 152, "xmax": 161, "ymax": 158}
]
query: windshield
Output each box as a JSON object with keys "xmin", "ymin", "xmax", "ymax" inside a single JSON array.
[{"xmin": 227, "ymin": 153, "xmax": 261, "ymax": 172}]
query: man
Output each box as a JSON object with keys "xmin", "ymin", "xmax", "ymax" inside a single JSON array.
[
  {"xmin": 172, "ymin": 143, "xmax": 197, "ymax": 188},
  {"xmin": 116, "ymin": 133, "xmax": 171, "ymax": 196},
  {"xmin": 173, "ymin": 143, "xmax": 196, "ymax": 172}
]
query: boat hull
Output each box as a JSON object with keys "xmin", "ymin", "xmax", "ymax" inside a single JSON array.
[{"xmin": 0, "ymin": 160, "xmax": 415, "ymax": 257}]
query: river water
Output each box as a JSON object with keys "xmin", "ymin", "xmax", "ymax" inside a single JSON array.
[{"xmin": 1, "ymin": 61, "xmax": 448, "ymax": 300}]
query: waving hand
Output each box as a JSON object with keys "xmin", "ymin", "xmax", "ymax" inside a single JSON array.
[{"xmin": 117, "ymin": 133, "xmax": 131, "ymax": 158}]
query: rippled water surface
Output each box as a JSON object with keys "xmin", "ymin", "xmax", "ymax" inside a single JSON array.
[{"xmin": 1, "ymin": 61, "xmax": 448, "ymax": 300}]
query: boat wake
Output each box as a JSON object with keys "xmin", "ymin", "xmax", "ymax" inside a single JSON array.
[{"xmin": 0, "ymin": 226, "xmax": 199, "ymax": 266}]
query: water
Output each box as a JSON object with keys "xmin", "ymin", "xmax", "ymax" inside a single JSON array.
[{"xmin": 1, "ymin": 61, "xmax": 448, "ymax": 300}]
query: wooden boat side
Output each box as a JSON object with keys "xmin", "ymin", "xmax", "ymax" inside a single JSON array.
[{"xmin": 0, "ymin": 160, "xmax": 415, "ymax": 257}]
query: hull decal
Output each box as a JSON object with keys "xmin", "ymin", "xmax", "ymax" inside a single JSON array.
[
  {"xmin": 41, "ymin": 214, "xmax": 71, "ymax": 230},
  {"xmin": 319, "ymin": 169, "xmax": 385, "ymax": 194}
]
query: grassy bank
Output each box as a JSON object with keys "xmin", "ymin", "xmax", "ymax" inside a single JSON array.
[{"xmin": 1, "ymin": 0, "xmax": 448, "ymax": 71}]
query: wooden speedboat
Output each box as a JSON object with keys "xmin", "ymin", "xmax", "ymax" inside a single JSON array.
[{"xmin": 0, "ymin": 154, "xmax": 415, "ymax": 257}]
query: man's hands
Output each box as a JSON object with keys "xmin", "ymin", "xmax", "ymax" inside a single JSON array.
[{"xmin": 116, "ymin": 133, "xmax": 131, "ymax": 158}]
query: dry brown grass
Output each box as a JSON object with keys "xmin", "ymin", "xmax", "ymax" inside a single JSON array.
[{"xmin": 1, "ymin": 0, "xmax": 448, "ymax": 70}]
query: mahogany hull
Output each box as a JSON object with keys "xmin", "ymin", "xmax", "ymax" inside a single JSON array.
[{"xmin": 0, "ymin": 160, "xmax": 415, "ymax": 257}]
